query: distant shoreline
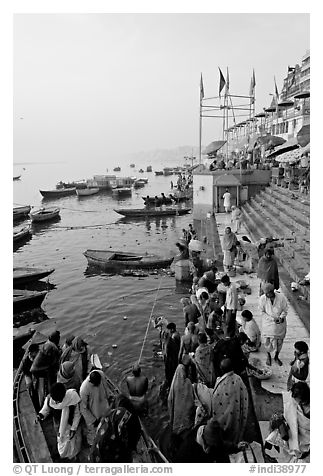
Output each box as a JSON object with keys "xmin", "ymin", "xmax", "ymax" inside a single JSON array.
[{"xmin": 13, "ymin": 161, "xmax": 66, "ymax": 165}]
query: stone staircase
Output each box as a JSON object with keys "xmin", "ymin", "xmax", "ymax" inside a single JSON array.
[{"xmin": 241, "ymin": 183, "xmax": 310, "ymax": 317}]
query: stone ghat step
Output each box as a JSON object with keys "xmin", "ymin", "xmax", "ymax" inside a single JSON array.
[
  {"xmin": 260, "ymin": 189, "xmax": 310, "ymax": 227},
  {"xmin": 247, "ymin": 198, "xmax": 309, "ymax": 255},
  {"xmin": 249, "ymin": 197, "xmax": 303, "ymax": 238},
  {"xmin": 282, "ymin": 241, "xmax": 310, "ymax": 270},
  {"xmin": 242, "ymin": 205, "xmax": 309, "ymax": 277},
  {"xmin": 241, "ymin": 207, "xmax": 310, "ymax": 302},
  {"xmin": 269, "ymin": 184, "xmax": 310, "ymax": 212},
  {"xmin": 267, "ymin": 188, "xmax": 310, "ymax": 219},
  {"xmin": 253, "ymin": 195, "xmax": 309, "ymax": 237}
]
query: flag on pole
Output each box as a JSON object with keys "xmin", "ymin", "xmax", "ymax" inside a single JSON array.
[
  {"xmin": 218, "ymin": 68, "xmax": 225, "ymax": 98},
  {"xmin": 200, "ymin": 73, "xmax": 204, "ymax": 101},
  {"xmin": 274, "ymin": 77, "xmax": 279, "ymax": 102},
  {"xmin": 249, "ymin": 69, "xmax": 256, "ymax": 103},
  {"xmin": 225, "ymin": 67, "xmax": 230, "ymax": 96}
]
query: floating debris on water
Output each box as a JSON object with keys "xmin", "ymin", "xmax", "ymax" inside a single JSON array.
[{"xmin": 112, "ymin": 344, "xmax": 118, "ymax": 348}]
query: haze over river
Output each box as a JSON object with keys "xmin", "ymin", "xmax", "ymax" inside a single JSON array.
[{"xmin": 13, "ymin": 156, "xmax": 194, "ymax": 438}]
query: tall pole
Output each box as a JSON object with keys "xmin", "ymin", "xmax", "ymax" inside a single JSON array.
[{"xmin": 199, "ymin": 100, "xmax": 202, "ymax": 164}]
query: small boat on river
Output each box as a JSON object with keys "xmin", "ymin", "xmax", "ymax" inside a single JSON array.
[
  {"xmin": 13, "ymin": 205, "xmax": 31, "ymax": 221},
  {"xmin": 84, "ymin": 249, "xmax": 173, "ymax": 270},
  {"xmin": 13, "ymin": 289, "xmax": 47, "ymax": 313},
  {"xmin": 133, "ymin": 179, "xmax": 146, "ymax": 189},
  {"xmin": 146, "ymin": 165, "xmax": 152, "ymax": 172},
  {"xmin": 13, "ymin": 267, "xmax": 55, "ymax": 287},
  {"xmin": 130, "ymin": 163, "xmax": 136, "ymax": 168},
  {"xmin": 39, "ymin": 188, "xmax": 76, "ymax": 198},
  {"xmin": 13, "ymin": 175, "xmax": 21, "ymax": 181},
  {"xmin": 113, "ymin": 166, "xmax": 121, "ymax": 172},
  {"xmin": 155, "ymin": 171, "xmax": 163, "ymax": 176},
  {"xmin": 30, "ymin": 207, "xmax": 60, "ymax": 223},
  {"xmin": 13, "ymin": 225, "xmax": 31, "ymax": 243},
  {"xmin": 114, "ymin": 207, "xmax": 191, "ymax": 218},
  {"xmin": 13, "ymin": 340, "xmax": 168, "ymax": 463},
  {"xmin": 76, "ymin": 187, "xmax": 100, "ymax": 196},
  {"xmin": 112, "ymin": 187, "xmax": 132, "ymax": 197}
]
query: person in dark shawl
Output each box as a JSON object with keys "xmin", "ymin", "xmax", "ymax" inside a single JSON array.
[
  {"xmin": 163, "ymin": 323, "xmax": 181, "ymax": 387},
  {"xmin": 257, "ymin": 247, "xmax": 280, "ymax": 295},
  {"xmin": 57, "ymin": 361, "xmax": 82, "ymax": 392},
  {"xmin": 193, "ymin": 332, "xmax": 215, "ymax": 387},
  {"xmin": 30, "ymin": 330, "xmax": 61, "ymax": 405},
  {"xmin": 60, "ymin": 336, "xmax": 88, "ymax": 381},
  {"xmin": 168, "ymin": 364, "xmax": 195, "ymax": 436},
  {"xmin": 221, "ymin": 226, "xmax": 238, "ymax": 272}
]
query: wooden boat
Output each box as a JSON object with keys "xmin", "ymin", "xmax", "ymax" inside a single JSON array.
[
  {"xmin": 140, "ymin": 177, "xmax": 149, "ymax": 183},
  {"xmin": 13, "ymin": 175, "xmax": 21, "ymax": 181},
  {"xmin": 76, "ymin": 187, "xmax": 100, "ymax": 196},
  {"xmin": 146, "ymin": 165, "xmax": 152, "ymax": 172},
  {"xmin": 13, "ymin": 289, "xmax": 47, "ymax": 313},
  {"xmin": 113, "ymin": 166, "xmax": 121, "ymax": 172},
  {"xmin": 13, "ymin": 225, "xmax": 31, "ymax": 243},
  {"xmin": 39, "ymin": 188, "xmax": 76, "ymax": 198},
  {"xmin": 13, "ymin": 205, "xmax": 31, "ymax": 221},
  {"xmin": 155, "ymin": 171, "xmax": 163, "ymax": 176},
  {"xmin": 139, "ymin": 169, "xmax": 144, "ymax": 173},
  {"xmin": 13, "ymin": 267, "xmax": 55, "ymax": 287},
  {"xmin": 130, "ymin": 163, "xmax": 136, "ymax": 168},
  {"xmin": 30, "ymin": 207, "xmax": 60, "ymax": 223},
  {"xmin": 13, "ymin": 342, "xmax": 168, "ymax": 463},
  {"xmin": 133, "ymin": 180, "xmax": 146, "ymax": 189},
  {"xmin": 112, "ymin": 187, "xmax": 132, "ymax": 196},
  {"xmin": 114, "ymin": 207, "xmax": 191, "ymax": 218},
  {"xmin": 84, "ymin": 249, "xmax": 173, "ymax": 270}
]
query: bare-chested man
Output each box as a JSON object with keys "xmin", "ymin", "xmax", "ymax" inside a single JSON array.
[{"xmin": 126, "ymin": 363, "xmax": 148, "ymax": 415}]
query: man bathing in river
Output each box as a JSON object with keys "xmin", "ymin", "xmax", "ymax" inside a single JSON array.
[{"xmin": 126, "ymin": 363, "xmax": 148, "ymax": 415}]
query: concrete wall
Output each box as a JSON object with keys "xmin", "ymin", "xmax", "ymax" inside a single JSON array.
[{"xmin": 193, "ymin": 175, "xmax": 214, "ymax": 219}]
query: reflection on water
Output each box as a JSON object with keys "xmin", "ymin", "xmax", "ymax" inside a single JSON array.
[{"xmin": 13, "ymin": 160, "xmax": 193, "ymax": 440}]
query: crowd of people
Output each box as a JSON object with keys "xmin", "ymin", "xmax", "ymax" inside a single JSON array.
[{"xmin": 20, "ymin": 216, "xmax": 310, "ymax": 464}]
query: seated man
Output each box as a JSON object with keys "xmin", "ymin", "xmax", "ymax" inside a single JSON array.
[{"xmin": 126, "ymin": 363, "xmax": 148, "ymax": 415}]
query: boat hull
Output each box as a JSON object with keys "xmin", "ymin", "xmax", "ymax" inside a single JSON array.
[
  {"xmin": 13, "ymin": 289, "xmax": 47, "ymax": 313},
  {"xmin": 13, "ymin": 205, "xmax": 31, "ymax": 221},
  {"xmin": 39, "ymin": 188, "xmax": 76, "ymax": 198},
  {"xmin": 76, "ymin": 188, "xmax": 100, "ymax": 196},
  {"xmin": 30, "ymin": 208, "xmax": 60, "ymax": 222},
  {"xmin": 114, "ymin": 207, "xmax": 191, "ymax": 218},
  {"xmin": 84, "ymin": 249, "xmax": 173, "ymax": 270},
  {"xmin": 13, "ymin": 267, "xmax": 55, "ymax": 287},
  {"xmin": 13, "ymin": 226, "xmax": 31, "ymax": 243}
]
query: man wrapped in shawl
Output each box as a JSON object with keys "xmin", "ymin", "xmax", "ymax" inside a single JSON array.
[
  {"xmin": 57, "ymin": 361, "xmax": 82, "ymax": 392},
  {"xmin": 222, "ymin": 227, "xmax": 238, "ymax": 272},
  {"xmin": 168, "ymin": 364, "xmax": 195, "ymax": 436},
  {"xmin": 211, "ymin": 358, "xmax": 249, "ymax": 445},
  {"xmin": 38, "ymin": 382, "xmax": 82, "ymax": 460},
  {"xmin": 193, "ymin": 332, "xmax": 215, "ymax": 387},
  {"xmin": 60, "ymin": 336, "xmax": 88, "ymax": 381},
  {"xmin": 257, "ymin": 247, "xmax": 279, "ymax": 294}
]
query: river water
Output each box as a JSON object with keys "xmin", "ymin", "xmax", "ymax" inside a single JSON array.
[{"xmin": 13, "ymin": 158, "xmax": 193, "ymax": 439}]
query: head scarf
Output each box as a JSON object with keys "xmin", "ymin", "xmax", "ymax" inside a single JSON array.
[
  {"xmin": 204, "ymin": 271, "xmax": 215, "ymax": 283},
  {"xmin": 262, "ymin": 282, "xmax": 275, "ymax": 294},
  {"xmin": 72, "ymin": 336, "xmax": 87, "ymax": 353},
  {"xmin": 60, "ymin": 361, "xmax": 75, "ymax": 379},
  {"xmin": 222, "ymin": 229, "xmax": 238, "ymax": 251}
]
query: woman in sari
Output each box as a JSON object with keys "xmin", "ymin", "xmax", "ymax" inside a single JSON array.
[
  {"xmin": 257, "ymin": 247, "xmax": 279, "ymax": 294},
  {"xmin": 60, "ymin": 336, "xmax": 88, "ymax": 381},
  {"xmin": 193, "ymin": 332, "xmax": 215, "ymax": 388},
  {"xmin": 57, "ymin": 361, "xmax": 82, "ymax": 392},
  {"xmin": 222, "ymin": 227, "xmax": 238, "ymax": 273},
  {"xmin": 168, "ymin": 364, "xmax": 195, "ymax": 436}
]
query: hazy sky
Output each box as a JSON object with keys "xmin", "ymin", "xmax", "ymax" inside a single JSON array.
[{"xmin": 13, "ymin": 13, "xmax": 310, "ymax": 163}]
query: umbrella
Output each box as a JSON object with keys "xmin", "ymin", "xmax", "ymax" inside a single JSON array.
[
  {"xmin": 267, "ymin": 137, "xmax": 299, "ymax": 158},
  {"xmin": 202, "ymin": 140, "xmax": 226, "ymax": 156},
  {"xmin": 278, "ymin": 100, "xmax": 294, "ymax": 108},
  {"xmin": 277, "ymin": 149, "xmax": 301, "ymax": 164},
  {"xmin": 294, "ymin": 91, "xmax": 310, "ymax": 99},
  {"xmin": 300, "ymin": 142, "xmax": 310, "ymax": 155},
  {"xmin": 253, "ymin": 135, "xmax": 286, "ymax": 151},
  {"xmin": 297, "ymin": 124, "xmax": 310, "ymax": 147}
]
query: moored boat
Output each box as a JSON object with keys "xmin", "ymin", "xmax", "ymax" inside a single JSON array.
[
  {"xmin": 133, "ymin": 179, "xmax": 146, "ymax": 188},
  {"xmin": 13, "ymin": 225, "xmax": 31, "ymax": 243},
  {"xmin": 30, "ymin": 207, "xmax": 60, "ymax": 223},
  {"xmin": 13, "ymin": 205, "xmax": 31, "ymax": 221},
  {"xmin": 13, "ymin": 289, "xmax": 47, "ymax": 313},
  {"xmin": 76, "ymin": 187, "xmax": 100, "ymax": 196},
  {"xmin": 112, "ymin": 187, "xmax": 132, "ymax": 196},
  {"xmin": 13, "ymin": 338, "xmax": 168, "ymax": 463},
  {"xmin": 139, "ymin": 169, "xmax": 144, "ymax": 173},
  {"xmin": 113, "ymin": 166, "xmax": 121, "ymax": 172},
  {"xmin": 13, "ymin": 267, "xmax": 55, "ymax": 287},
  {"xmin": 13, "ymin": 175, "xmax": 21, "ymax": 181},
  {"xmin": 114, "ymin": 207, "xmax": 191, "ymax": 218},
  {"xmin": 84, "ymin": 249, "xmax": 173, "ymax": 270},
  {"xmin": 39, "ymin": 188, "xmax": 76, "ymax": 198},
  {"xmin": 146, "ymin": 165, "xmax": 152, "ymax": 172},
  {"xmin": 130, "ymin": 163, "xmax": 136, "ymax": 168},
  {"xmin": 155, "ymin": 171, "xmax": 163, "ymax": 176}
]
